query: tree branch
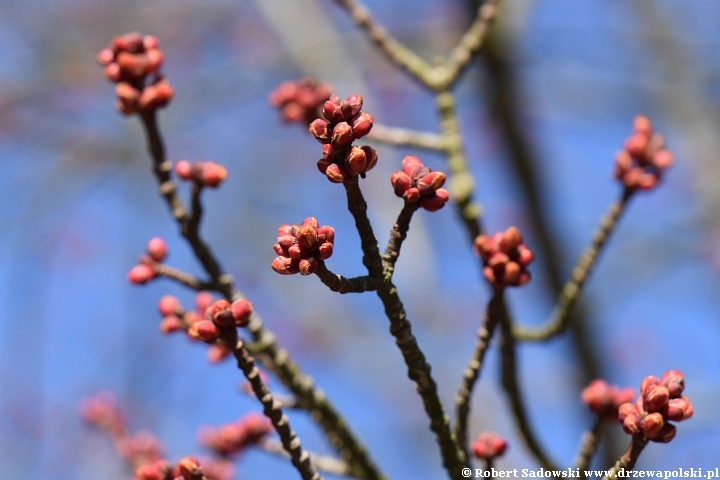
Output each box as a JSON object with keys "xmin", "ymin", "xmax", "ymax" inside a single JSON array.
[
  {"xmin": 366, "ymin": 124, "xmax": 445, "ymax": 151},
  {"xmin": 315, "ymin": 262, "xmax": 377, "ymax": 293},
  {"xmin": 602, "ymin": 436, "xmax": 648, "ymax": 480},
  {"xmin": 382, "ymin": 202, "xmax": 418, "ymax": 279}
]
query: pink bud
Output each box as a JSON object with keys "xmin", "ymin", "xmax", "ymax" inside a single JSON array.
[
  {"xmin": 402, "ymin": 156, "xmax": 424, "ymax": 177},
  {"xmin": 351, "ymin": 112, "xmax": 374, "ymax": 139},
  {"xmin": 644, "ymin": 385, "xmax": 669, "ymax": 413},
  {"xmin": 345, "ymin": 94, "xmax": 363, "ymax": 118},
  {"xmin": 419, "ymin": 189, "xmax": 449, "ymax": 212},
  {"xmin": 323, "ymin": 96, "xmax": 344, "ymax": 122},
  {"xmin": 175, "ymin": 160, "xmax": 195, "ymax": 180},
  {"xmin": 207, "ymin": 344, "xmax": 232, "ymax": 363},
  {"xmin": 317, "ymin": 225, "xmax": 335, "ymax": 244},
  {"xmin": 302, "ymin": 217, "xmax": 319, "ymax": 229},
  {"xmin": 231, "ymin": 299, "xmax": 253, "ymax": 327},
  {"xmin": 640, "ymin": 375, "xmax": 661, "ymax": 398},
  {"xmin": 474, "ymin": 235, "xmax": 494, "ymax": 259},
  {"xmin": 331, "ymin": 122, "xmax": 354, "ymax": 147},
  {"xmin": 207, "ymin": 299, "xmax": 233, "ymax": 327},
  {"xmin": 516, "ymin": 246, "xmax": 535, "ymax": 266},
  {"xmin": 116, "ymin": 82, "xmax": 140, "ymax": 104},
  {"xmin": 195, "ymin": 291, "xmax": 214, "ymax": 313},
  {"xmin": 642, "ymin": 412, "xmax": 664, "ymax": 439},
  {"xmin": 103, "ymin": 63, "xmax": 122, "ymax": 82},
  {"xmin": 503, "ymin": 261, "xmax": 521, "ymax": 285},
  {"xmin": 159, "ymin": 315, "xmax": 183, "ymax": 334},
  {"xmin": 147, "ymin": 237, "xmax": 168, "ymax": 262},
  {"xmin": 618, "ymin": 403, "xmax": 640, "ymax": 422},
  {"xmin": 201, "ymin": 162, "xmax": 228, "ymax": 188},
  {"xmin": 403, "ymin": 187, "xmax": 420, "ymax": 203},
  {"xmin": 177, "ymin": 456, "xmax": 202, "ymax": 479},
  {"xmin": 143, "ymin": 35, "xmax": 160, "ymax": 50},
  {"xmin": 188, "ymin": 320, "xmax": 219, "ymax": 342},
  {"xmin": 158, "ymin": 295, "xmax": 182, "ymax": 316},
  {"xmin": 309, "ymin": 119, "xmax": 330, "ymax": 143},
  {"xmin": 271, "ymin": 256, "xmax": 294, "ymax": 275},
  {"xmin": 660, "ymin": 370, "xmax": 685, "ymax": 398},
  {"xmin": 390, "ymin": 171, "xmax": 412, "ymax": 197},
  {"xmin": 146, "ymin": 48, "xmax": 164, "ymax": 73},
  {"xmin": 128, "ymin": 264, "xmax": 155, "ymax": 284},
  {"xmin": 624, "ymin": 134, "xmax": 649, "ymax": 159},
  {"xmin": 325, "ymin": 163, "xmax": 345, "ymax": 183},
  {"xmin": 488, "ymin": 252, "xmax": 509, "ymax": 269},
  {"xmin": 417, "ymin": 171, "xmax": 446, "ymax": 195},
  {"xmin": 287, "ymin": 244, "xmax": 303, "ymax": 259},
  {"xmin": 653, "ymin": 150, "xmax": 673, "ymax": 169},
  {"xmin": 97, "ymin": 48, "xmax": 115, "ymax": 65},
  {"xmin": 299, "ymin": 257, "xmax": 318, "ymax": 275},
  {"xmin": 499, "ymin": 227, "xmax": 523, "ymax": 253},
  {"xmin": 666, "ymin": 396, "xmax": 693, "ymax": 422},
  {"xmin": 471, "ymin": 432, "xmax": 508, "ymax": 460},
  {"xmin": 622, "ymin": 412, "xmax": 642, "ymax": 435},
  {"xmin": 633, "ymin": 115, "xmax": 653, "ymax": 137},
  {"xmin": 345, "ymin": 146, "xmax": 368, "ymax": 176},
  {"xmin": 319, "ymin": 242, "xmax": 334, "ymax": 260}
]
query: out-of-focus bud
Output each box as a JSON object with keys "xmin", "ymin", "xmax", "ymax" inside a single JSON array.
[
  {"xmin": 128, "ymin": 264, "xmax": 155, "ymax": 284},
  {"xmin": 177, "ymin": 456, "xmax": 202, "ymax": 480},
  {"xmin": 471, "ymin": 431, "xmax": 508, "ymax": 460},
  {"xmin": 158, "ymin": 295, "xmax": 181, "ymax": 316},
  {"xmin": 207, "ymin": 344, "xmax": 232, "ymax": 363},
  {"xmin": 201, "ymin": 162, "xmax": 228, "ymax": 188},
  {"xmin": 147, "ymin": 237, "xmax": 168, "ymax": 262},
  {"xmin": 231, "ymin": 299, "xmax": 253, "ymax": 327},
  {"xmin": 652, "ymin": 424, "xmax": 677, "ymax": 443},
  {"xmin": 641, "ymin": 412, "xmax": 665, "ymax": 439},
  {"xmin": 188, "ymin": 320, "xmax": 220, "ymax": 342},
  {"xmin": 206, "ymin": 299, "xmax": 234, "ymax": 327},
  {"xmin": 666, "ymin": 397, "xmax": 693, "ymax": 422},
  {"xmin": 160, "ymin": 315, "xmax": 183, "ymax": 334},
  {"xmin": 660, "ymin": 370, "xmax": 685, "ymax": 398},
  {"xmin": 644, "ymin": 385, "xmax": 670, "ymax": 413}
]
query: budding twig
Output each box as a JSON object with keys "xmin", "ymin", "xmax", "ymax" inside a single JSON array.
[
  {"xmin": 232, "ymin": 335, "xmax": 323, "ymax": 480},
  {"xmin": 138, "ymin": 110, "xmax": 385, "ymax": 480},
  {"xmin": 602, "ymin": 435, "xmax": 648, "ymax": 480},
  {"xmin": 315, "ymin": 262, "xmax": 378, "ymax": 293},
  {"xmin": 454, "ymin": 287, "xmax": 504, "ymax": 456},
  {"xmin": 499, "ymin": 313, "xmax": 560, "ymax": 471},
  {"xmin": 258, "ymin": 438, "xmax": 353, "ymax": 477},
  {"xmin": 343, "ymin": 175, "xmax": 468, "ymax": 480},
  {"xmin": 382, "ymin": 202, "xmax": 419, "ymax": 278},
  {"xmin": 153, "ymin": 263, "xmax": 216, "ymax": 291},
  {"xmin": 575, "ymin": 418, "xmax": 604, "ymax": 475},
  {"xmin": 513, "ymin": 189, "xmax": 634, "ymax": 341},
  {"xmin": 366, "ymin": 124, "xmax": 445, "ymax": 151}
]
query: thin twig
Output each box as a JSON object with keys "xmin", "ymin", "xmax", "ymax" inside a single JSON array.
[
  {"xmin": 153, "ymin": 263, "xmax": 216, "ymax": 290},
  {"xmin": 315, "ymin": 262, "xmax": 378, "ymax": 293},
  {"xmin": 575, "ymin": 418, "xmax": 604, "ymax": 474},
  {"xmin": 138, "ymin": 110, "xmax": 385, "ymax": 480},
  {"xmin": 513, "ymin": 189, "xmax": 634, "ymax": 341},
  {"xmin": 232, "ymin": 335, "xmax": 323, "ymax": 480},
  {"xmin": 498, "ymin": 312, "xmax": 559, "ymax": 470},
  {"xmin": 343, "ymin": 176, "xmax": 468, "ymax": 480},
  {"xmin": 382, "ymin": 202, "xmax": 418, "ymax": 279},
  {"xmin": 454, "ymin": 287, "xmax": 504, "ymax": 456},
  {"xmin": 602, "ymin": 436, "xmax": 648, "ymax": 480},
  {"xmin": 435, "ymin": 92, "xmax": 484, "ymax": 242},
  {"xmin": 258, "ymin": 438, "xmax": 353, "ymax": 478},
  {"xmin": 331, "ymin": 0, "xmax": 434, "ymax": 88},
  {"xmin": 366, "ymin": 124, "xmax": 445, "ymax": 151}
]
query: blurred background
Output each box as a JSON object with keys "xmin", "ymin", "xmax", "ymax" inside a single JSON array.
[{"xmin": 1, "ymin": 0, "xmax": 719, "ymax": 478}]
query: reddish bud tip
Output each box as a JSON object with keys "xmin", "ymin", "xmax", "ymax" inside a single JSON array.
[
  {"xmin": 201, "ymin": 162, "xmax": 228, "ymax": 188},
  {"xmin": 158, "ymin": 295, "xmax": 182, "ymax": 316},
  {"xmin": 159, "ymin": 315, "xmax": 183, "ymax": 334},
  {"xmin": 147, "ymin": 237, "xmax": 168, "ymax": 262},
  {"xmin": 231, "ymin": 299, "xmax": 253, "ymax": 327},
  {"xmin": 128, "ymin": 264, "xmax": 155, "ymax": 284}
]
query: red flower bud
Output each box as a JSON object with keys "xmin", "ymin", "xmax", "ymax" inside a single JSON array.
[
  {"xmin": 323, "ymin": 96, "xmax": 344, "ymax": 122},
  {"xmin": 195, "ymin": 291, "xmax": 214, "ymax": 313},
  {"xmin": 201, "ymin": 162, "xmax": 228, "ymax": 188},
  {"xmin": 159, "ymin": 315, "xmax": 183, "ymax": 334},
  {"xmin": 317, "ymin": 225, "xmax": 335, "ymax": 244},
  {"xmin": 345, "ymin": 94, "xmax": 363, "ymax": 118},
  {"xmin": 325, "ymin": 163, "xmax": 345, "ymax": 183},
  {"xmin": 641, "ymin": 412, "xmax": 664, "ymax": 439},
  {"xmin": 644, "ymin": 385, "xmax": 670, "ymax": 413},
  {"xmin": 188, "ymin": 320, "xmax": 219, "ymax": 342},
  {"xmin": 207, "ymin": 344, "xmax": 232, "ymax": 363},
  {"xmin": 299, "ymin": 257, "xmax": 318, "ymax": 275},
  {"xmin": 207, "ymin": 300, "xmax": 233, "ymax": 327},
  {"xmin": 128, "ymin": 264, "xmax": 155, "ymax": 284},
  {"xmin": 345, "ymin": 146, "xmax": 368, "ymax": 176},
  {"xmin": 147, "ymin": 237, "xmax": 168, "ymax": 262},
  {"xmin": 351, "ymin": 112, "xmax": 374, "ymax": 139},
  {"xmin": 660, "ymin": 370, "xmax": 685, "ymax": 398},
  {"xmin": 331, "ymin": 122, "xmax": 354, "ymax": 147},
  {"xmin": 177, "ymin": 456, "xmax": 202, "ymax": 480},
  {"xmin": 471, "ymin": 432, "xmax": 508, "ymax": 460},
  {"xmin": 390, "ymin": 171, "xmax": 412, "ymax": 197},
  {"xmin": 417, "ymin": 171, "xmax": 446, "ymax": 195},
  {"xmin": 175, "ymin": 160, "xmax": 195, "ymax": 181},
  {"xmin": 419, "ymin": 188, "xmax": 449, "ymax": 212},
  {"xmin": 319, "ymin": 242, "xmax": 333, "ymax": 260},
  {"xmin": 640, "ymin": 375, "xmax": 661, "ymax": 398},
  {"xmin": 97, "ymin": 48, "xmax": 114, "ymax": 65},
  {"xmin": 666, "ymin": 396, "xmax": 693, "ymax": 422},
  {"xmin": 231, "ymin": 299, "xmax": 253, "ymax": 327},
  {"xmin": 651, "ymin": 424, "xmax": 677, "ymax": 443},
  {"xmin": 271, "ymin": 256, "xmax": 294, "ymax": 275},
  {"xmin": 158, "ymin": 295, "xmax": 182, "ymax": 316},
  {"xmin": 309, "ymin": 119, "xmax": 330, "ymax": 143},
  {"xmin": 402, "ymin": 156, "xmax": 423, "ymax": 177}
]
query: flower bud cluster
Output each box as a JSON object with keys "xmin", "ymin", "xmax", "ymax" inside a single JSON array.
[
  {"xmin": 614, "ymin": 115, "xmax": 674, "ymax": 191},
  {"xmin": 97, "ymin": 33, "xmax": 173, "ymax": 114},
  {"xmin": 269, "ymin": 78, "xmax": 332, "ymax": 125},
  {"xmin": 473, "ymin": 227, "xmax": 534, "ymax": 287},
  {"xmin": 271, "ymin": 217, "xmax": 334, "ymax": 275},
  {"xmin": 390, "ymin": 156, "xmax": 450, "ymax": 212},
  {"xmin": 157, "ymin": 292, "xmax": 252, "ymax": 364},
  {"xmin": 128, "ymin": 237, "xmax": 168, "ymax": 285},
  {"xmin": 309, "ymin": 94, "xmax": 378, "ymax": 182},
  {"xmin": 471, "ymin": 431, "xmax": 508, "ymax": 461},
  {"xmin": 618, "ymin": 370, "xmax": 693, "ymax": 443},
  {"xmin": 187, "ymin": 298, "xmax": 254, "ymax": 343},
  {"xmin": 79, "ymin": 391, "xmax": 126, "ymax": 438},
  {"xmin": 174, "ymin": 160, "xmax": 228, "ymax": 188},
  {"xmin": 118, "ymin": 430, "xmax": 165, "ymax": 466},
  {"xmin": 581, "ymin": 379, "xmax": 635, "ymax": 421},
  {"xmin": 199, "ymin": 412, "xmax": 273, "ymax": 456}
]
